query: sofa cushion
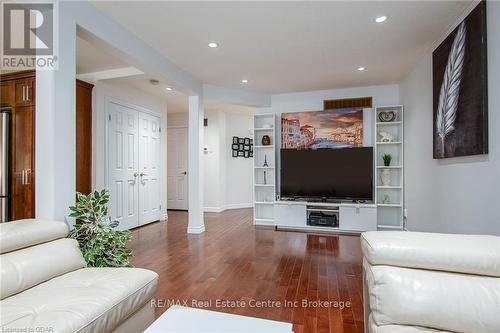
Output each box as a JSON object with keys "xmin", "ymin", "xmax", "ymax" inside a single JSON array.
[
  {"xmin": 361, "ymin": 231, "xmax": 500, "ymax": 277},
  {"xmin": 1, "ymin": 238, "xmax": 86, "ymax": 299},
  {"xmin": 368, "ymin": 315, "xmax": 450, "ymax": 333},
  {"xmin": 364, "ymin": 261, "xmax": 500, "ymax": 333},
  {"xmin": 0, "ymin": 267, "xmax": 159, "ymax": 333},
  {"xmin": 0, "ymin": 219, "xmax": 69, "ymax": 254}
]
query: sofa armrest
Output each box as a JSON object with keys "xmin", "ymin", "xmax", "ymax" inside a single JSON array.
[{"xmin": 361, "ymin": 231, "xmax": 500, "ymax": 277}]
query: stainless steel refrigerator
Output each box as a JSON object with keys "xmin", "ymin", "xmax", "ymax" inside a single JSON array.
[{"xmin": 0, "ymin": 106, "xmax": 10, "ymax": 223}]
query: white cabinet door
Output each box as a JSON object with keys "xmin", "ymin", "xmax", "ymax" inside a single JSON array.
[
  {"xmin": 167, "ymin": 127, "xmax": 188, "ymax": 210},
  {"xmin": 339, "ymin": 205, "xmax": 377, "ymax": 231},
  {"xmin": 108, "ymin": 102, "xmax": 139, "ymax": 230},
  {"xmin": 275, "ymin": 203, "xmax": 306, "ymax": 227},
  {"xmin": 138, "ymin": 112, "xmax": 162, "ymax": 225}
]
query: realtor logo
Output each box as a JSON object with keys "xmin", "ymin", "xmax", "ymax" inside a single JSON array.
[{"xmin": 1, "ymin": 2, "xmax": 58, "ymax": 70}]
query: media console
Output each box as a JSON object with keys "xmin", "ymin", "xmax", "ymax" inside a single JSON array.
[{"xmin": 274, "ymin": 200, "xmax": 377, "ymax": 233}]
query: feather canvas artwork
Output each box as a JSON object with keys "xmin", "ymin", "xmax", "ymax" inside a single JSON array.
[{"xmin": 433, "ymin": 1, "xmax": 488, "ymax": 159}]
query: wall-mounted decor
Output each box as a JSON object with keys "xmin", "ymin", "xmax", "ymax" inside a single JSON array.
[
  {"xmin": 232, "ymin": 136, "xmax": 253, "ymax": 158},
  {"xmin": 281, "ymin": 108, "xmax": 363, "ymax": 149},
  {"xmin": 433, "ymin": 1, "xmax": 488, "ymax": 159}
]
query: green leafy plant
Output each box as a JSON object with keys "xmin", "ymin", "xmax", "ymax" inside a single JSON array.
[
  {"xmin": 382, "ymin": 153, "xmax": 392, "ymax": 166},
  {"xmin": 68, "ymin": 189, "xmax": 133, "ymax": 267}
]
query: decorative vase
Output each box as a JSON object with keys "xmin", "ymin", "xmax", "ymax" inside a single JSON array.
[
  {"xmin": 262, "ymin": 135, "xmax": 271, "ymax": 146},
  {"xmin": 380, "ymin": 169, "xmax": 391, "ymax": 186}
]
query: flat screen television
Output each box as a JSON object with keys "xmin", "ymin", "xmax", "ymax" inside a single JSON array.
[{"xmin": 280, "ymin": 147, "xmax": 373, "ymax": 201}]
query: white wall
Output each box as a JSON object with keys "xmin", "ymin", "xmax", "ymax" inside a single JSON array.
[
  {"xmin": 93, "ymin": 80, "xmax": 168, "ymax": 219},
  {"xmin": 167, "ymin": 112, "xmax": 188, "ymax": 127},
  {"xmin": 224, "ymin": 112, "xmax": 254, "ymax": 209},
  {"xmin": 400, "ymin": 1, "xmax": 500, "ymax": 235},
  {"xmin": 167, "ymin": 110, "xmax": 254, "ymax": 212}
]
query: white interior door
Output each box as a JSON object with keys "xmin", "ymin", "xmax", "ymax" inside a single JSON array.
[
  {"xmin": 108, "ymin": 102, "xmax": 139, "ymax": 230},
  {"xmin": 138, "ymin": 112, "xmax": 162, "ymax": 225},
  {"xmin": 167, "ymin": 127, "xmax": 188, "ymax": 210}
]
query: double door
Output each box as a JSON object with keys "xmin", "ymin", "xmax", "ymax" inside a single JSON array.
[{"xmin": 108, "ymin": 101, "xmax": 162, "ymax": 230}]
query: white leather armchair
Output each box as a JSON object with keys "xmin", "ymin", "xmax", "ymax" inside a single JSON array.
[
  {"xmin": 361, "ymin": 231, "xmax": 500, "ymax": 333},
  {"xmin": 0, "ymin": 219, "xmax": 159, "ymax": 333}
]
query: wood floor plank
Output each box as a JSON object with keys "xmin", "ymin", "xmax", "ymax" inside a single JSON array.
[{"xmin": 130, "ymin": 209, "xmax": 364, "ymax": 331}]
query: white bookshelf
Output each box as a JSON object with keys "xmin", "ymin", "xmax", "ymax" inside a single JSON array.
[
  {"xmin": 374, "ymin": 106, "xmax": 404, "ymax": 231},
  {"xmin": 253, "ymin": 114, "xmax": 276, "ymax": 226}
]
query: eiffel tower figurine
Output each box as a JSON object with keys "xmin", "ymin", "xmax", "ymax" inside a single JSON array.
[{"xmin": 263, "ymin": 154, "xmax": 269, "ymax": 167}]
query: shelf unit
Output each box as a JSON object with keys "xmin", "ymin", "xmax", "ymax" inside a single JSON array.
[
  {"xmin": 374, "ymin": 106, "xmax": 404, "ymax": 230},
  {"xmin": 253, "ymin": 114, "xmax": 276, "ymax": 225}
]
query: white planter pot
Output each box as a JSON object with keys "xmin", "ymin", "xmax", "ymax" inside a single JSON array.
[{"xmin": 380, "ymin": 169, "xmax": 391, "ymax": 186}]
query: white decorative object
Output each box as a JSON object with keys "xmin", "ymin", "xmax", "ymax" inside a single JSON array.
[
  {"xmin": 378, "ymin": 131, "xmax": 394, "ymax": 143},
  {"xmin": 380, "ymin": 169, "xmax": 391, "ymax": 186},
  {"xmin": 383, "ymin": 195, "xmax": 390, "ymax": 204}
]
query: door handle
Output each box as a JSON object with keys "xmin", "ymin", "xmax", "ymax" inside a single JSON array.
[
  {"xmin": 140, "ymin": 172, "xmax": 147, "ymax": 177},
  {"xmin": 134, "ymin": 171, "xmax": 139, "ymax": 177},
  {"xmin": 182, "ymin": 171, "xmax": 187, "ymax": 175},
  {"xmin": 22, "ymin": 86, "xmax": 26, "ymax": 101},
  {"xmin": 26, "ymin": 86, "xmax": 29, "ymax": 101}
]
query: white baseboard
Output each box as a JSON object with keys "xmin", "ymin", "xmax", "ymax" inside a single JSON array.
[
  {"xmin": 204, "ymin": 206, "xmax": 224, "ymax": 213},
  {"xmin": 187, "ymin": 224, "xmax": 206, "ymax": 234},
  {"xmin": 203, "ymin": 203, "xmax": 253, "ymax": 213}
]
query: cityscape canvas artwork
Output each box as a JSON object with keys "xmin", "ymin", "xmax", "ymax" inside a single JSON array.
[{"xmin": 281, "ymin": 108, "xmax": 363, "ymax": 149}]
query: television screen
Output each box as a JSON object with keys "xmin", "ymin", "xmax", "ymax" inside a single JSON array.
[{"xmin": 280, "ymin": 147, "xmax": 373, "ymax": 201}]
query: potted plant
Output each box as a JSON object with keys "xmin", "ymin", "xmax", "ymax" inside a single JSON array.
[
  {"xmin": 382, "ymin": 153, "xmax": 392, "ymax": 167},
  {"xmin": 68, "ymin": 189, "xmax": 133, "ymax": 267}
]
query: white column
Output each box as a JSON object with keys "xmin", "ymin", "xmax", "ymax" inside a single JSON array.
[
  {"xmin": 187, "ymin": 95, "xmax": 205, "ymax": 234},
  {"xmin": 35, "ymin": 8, "xmax": 76, "ymax": 222}
]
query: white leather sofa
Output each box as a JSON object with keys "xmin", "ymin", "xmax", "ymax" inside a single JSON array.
[
  {"xmin": 361, "ymin": 231, "xmax": 500, "ymax": 333},
  {"xmin": 0, "ymin": 219, "xmax": 159, "ymax": 333}
]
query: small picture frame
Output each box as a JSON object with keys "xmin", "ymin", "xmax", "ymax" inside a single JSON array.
[
  {"xmin": 250, "ymin": 139, "xmax": 253, "ymax": 145},
  {"xmin": 232, "ymin": 150, "xmax": 238, "ymax": 157},
  {"xmin": 249, "ymin": 151, "xmax": 253, "ymax": 157},
  {"xmin": 238, "ymin": 144, "xmax": 244, "ymax": 150},
  {"xmin": 244, "ymin": 151, "xmax": 249, "ymax": 158},
  {"xmin": 233, "ymin": 136, "xmax": 239, "ymax": 144},
  {"xmin": 244, "ymin": 138, "xmax": 250, "ymax": 145},
  {"xmin": 243, "ymin": 145, "xmax": 250, "ymax": 151},
  {"xmin": 232, "ymin": 144, "xmax": 239, "ymax": 150},
  {"xmin": 238, "ymin": 138, "xmax": 245, "ymax": 144},
  {"xmin": 238, "ymin": 151, "xmax": 244, "ymax": 157}
]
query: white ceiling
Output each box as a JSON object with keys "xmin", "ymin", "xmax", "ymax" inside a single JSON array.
[
  {"xmin": 91, "ymin": 1, "xmax": 472, "ymax": 93},
  {"xmin": 76, "ymin": 36, "xmax": 128, "ymax": 74}
]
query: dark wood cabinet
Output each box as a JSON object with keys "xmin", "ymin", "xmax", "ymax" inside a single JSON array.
[
  {"xmin": 1, "ymin": 71, "xmax": 92, "ymax": 221},
  {"xmin": 14, "ymin": 77, "xmax": 35, "ymax": 106},
  {"xmin": 11, "ymin": 105, "xmax": 35, "ymax": 220},
  {"xmin": 76, "ymin": 80, "xmax": 93, "ymax": 195},
  {"xmin": 1, "ymin": 80, "xmax": 14, "ymax": 105},
  {"xmin": 1, "ymin": 71, "xmax": 36, "ymax": 220}
]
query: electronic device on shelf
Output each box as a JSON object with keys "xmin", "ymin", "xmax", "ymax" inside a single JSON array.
[
  {"xmin": 307, "ymin": 211, "xmax": 338, "ymax": 228},
  {"xmin": 280, "ymin": 147, "xmax": 373, "ymax": 201}
]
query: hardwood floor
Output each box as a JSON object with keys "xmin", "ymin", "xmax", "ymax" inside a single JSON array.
[{"xmin": 130, "ymin": 209, "xmax": 364, "ymax": 333}]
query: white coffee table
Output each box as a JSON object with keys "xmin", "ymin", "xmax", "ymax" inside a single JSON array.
[{"xmin": 144, "ymin": 305, "xmax": 293, "ymax": 332}]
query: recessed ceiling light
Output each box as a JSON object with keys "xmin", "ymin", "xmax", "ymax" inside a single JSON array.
[
  {"xmin": 375, "ymin": 16, "xmax": 387, "ymax": 23},
  {"xmin": 165, "ymin": 87, "xmax": 173, "ymax": 91},
  {"xmin": 241, "ymin": 79, "xmax": 249, "ymax": 83},
  {"xmin": 357, "ymin": 67, "xmax": 366, "ymax": 71},
  {"xmin": 208, "ymin": 42, "xmax": 218, "ymax": 48}
]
